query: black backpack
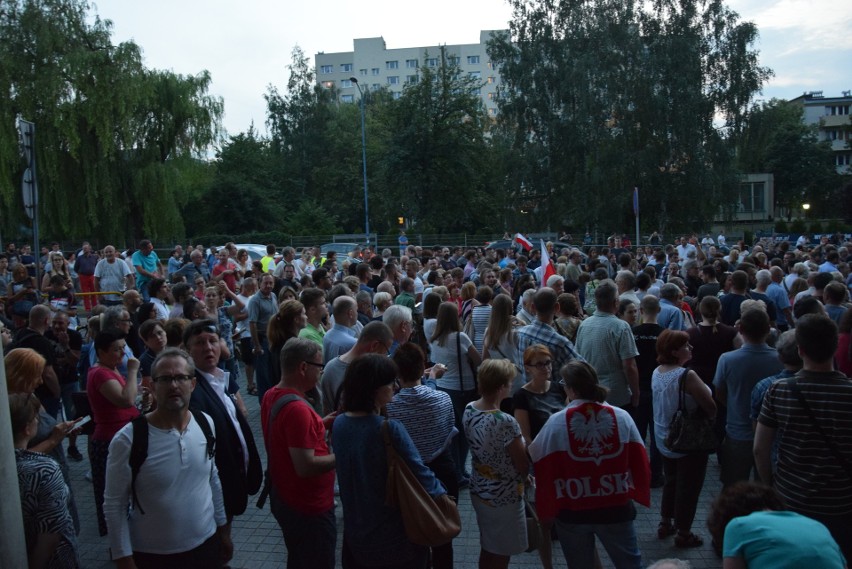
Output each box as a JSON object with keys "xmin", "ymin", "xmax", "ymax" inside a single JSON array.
[{"xmin": 129, "ymin": 409, "xmax": 215, "ymax": 514}]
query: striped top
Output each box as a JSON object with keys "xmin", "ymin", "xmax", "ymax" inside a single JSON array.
[
  {"xmin": 386, "ymin": 385, "xmax": 457, "ymax": 462},
  {"xmin": 759, "ymin": 370, "xmax": 852, "ymax": 516}
]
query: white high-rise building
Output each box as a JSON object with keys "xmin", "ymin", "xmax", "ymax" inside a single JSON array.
[
  {"xmin": 790, "ymin": 91, "xmax": 852, "ymax": 174},
  {"xmin": 314, "ymin": 30, "xmax": 506, "ymax": 116}
]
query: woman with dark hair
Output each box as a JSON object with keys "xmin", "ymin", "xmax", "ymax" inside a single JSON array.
[
  {"xmin": 617, "ymin": 298, "xmax": 638, "ymax": 327},
  {"xmin": 87, "ymin": 330, "xmax": 140, "ymax": 536},
  {"xmin": 555, "ymin": 292, "xmax": 583, "ymax": 343},
  {"xmin": 332, "ymin": 354, "xmax": 446, "ymax": 569},
  {"xmin": 267, "ymin": 299, "xmax": 316, "ymax": 410},
  {"xmin": 430, "ymin": 301, "xmax": 481, "ymax": 486},
  {"xmin": 10, "ymin": 392, "xmax": 81, "ymax": 568},
  {"xmin": 530, "ymin": 360, "xmax": 650, "ymax": 569},
  {"xmin": 463, "ymin": 359, "xmax": 529, "ymax": 568},
  {"xmin": 136, "ymin": 301, "xmax": 159, "ymax": 330},
  {"xmin": 387, "ymin": 343, "xmax": 456, "ymax": 569},
  {"xmin": 708, "ymin": 481, "xmax": 845, "ymax": 567},
  {"xmin": 467, "ymin": 285, "xmax": 494, "ymax": 355},
  {"xmin": 687, "ymin": 295, "xmax": 739, "ymax": 388},
  {"xmin": 652, "ymin": 329, "xmax": 716, "ymax": 548}
]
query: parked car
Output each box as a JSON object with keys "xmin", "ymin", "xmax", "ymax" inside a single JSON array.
[{"xmin": 320, "ymin": 242, "xmax": 362, "ymax": 256}]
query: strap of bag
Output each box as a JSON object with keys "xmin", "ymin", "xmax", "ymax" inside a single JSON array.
[
  {"xmin": 256, "ymin": 393, "xmax": 304, "ymax": 509},
  {"xmin": 189, "ymin": 409, "xmax": 216, "ymax": 461},
  {"xmin": 677, "ymin": 367, "xmax": 690, "ymax": 412},
  {"xmin": 456, "ymin": 332, "xmax": 464, "ymax": 392},
  {"xmin": 129, "ymin": 416, "xmax": 149, "ymax": 515},
  {"xmin": 788, "ymin": 378, "xmax": 852, "ymax": 475}
]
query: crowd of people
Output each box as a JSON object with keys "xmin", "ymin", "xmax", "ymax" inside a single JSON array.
[{"xmin": 4, "ymin": 231, "xmax": 852, "ymax": 569}]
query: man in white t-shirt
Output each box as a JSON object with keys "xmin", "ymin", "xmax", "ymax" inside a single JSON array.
[{"xmin": 94, "ymin": 245, "xmax": 134, "ymax": 306}]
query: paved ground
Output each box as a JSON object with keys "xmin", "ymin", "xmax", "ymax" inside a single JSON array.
[{"xmin": 68, "ymin": 386, "xmax": 724, "ymax": 568}]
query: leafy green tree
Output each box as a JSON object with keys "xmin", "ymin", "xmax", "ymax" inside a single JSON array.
[
  {"xmin": 737, "ymin": 99, "xmax": 839, "ymax": 219},
  {"xmin": 379, "ymin": 49, "xmax": 501, "ymax": 234},
  {"xmin": 0, "ymin": 0, "xmax": 222, "ymax": 242},
  {"xmin": 488, "ymin": 0, "xmax": 771, "ymax": 236}
]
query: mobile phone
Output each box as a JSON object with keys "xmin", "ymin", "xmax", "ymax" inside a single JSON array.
[{"xmin": 68, "ymin": 415, "xmax": 92, "ymax": 433}]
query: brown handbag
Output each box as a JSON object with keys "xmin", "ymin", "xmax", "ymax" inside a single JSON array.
[{"xmin": 382, "ymin": 420, "xmax": 462, "ymax": 546}]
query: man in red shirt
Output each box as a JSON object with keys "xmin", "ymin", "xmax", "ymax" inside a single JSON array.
[
  {"xmin": 260, "ymin": 338, "xmax": 336, "ymax": 569},
  {"xmin": 211, "ymin": 249, "xmax": 241, "ymax": 293}
]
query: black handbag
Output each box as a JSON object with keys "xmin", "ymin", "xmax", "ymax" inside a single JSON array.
[{"xmin": 665, "ymin": 368, "xmax": 717, "ymax": 453}]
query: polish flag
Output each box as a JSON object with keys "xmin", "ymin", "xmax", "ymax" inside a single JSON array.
[
  {"xmin": 514, "ymin": 233, "xmax": 533, "ymax": 251},
  {"xmin": 541, "ymin": 240, "xmax": 556, "ymax": 286}
]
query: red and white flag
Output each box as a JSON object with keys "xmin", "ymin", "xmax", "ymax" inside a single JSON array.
[
  {"xmin": 514, "ymin": 233, "xmax": 533, "ymax": 251},
  {"xmin": 540, "ymin": 240, "xmax": 556, "ymax": 286}
]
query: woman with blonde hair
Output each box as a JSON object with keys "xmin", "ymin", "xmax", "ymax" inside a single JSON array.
[
  {"xmin": 460, "ymin": 281, "xmax": 478, "ymax": 322},
  {"xmin": 41, "ymin": 251, "xmax": 73, "ymax": 291},
  {"xmin": 482, "ymin": 294, "xmax": 524, "ymax": 400}
]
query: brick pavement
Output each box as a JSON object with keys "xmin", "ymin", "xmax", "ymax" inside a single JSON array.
[{"xmin": 67, "ymin": 384, "xmax": 724, "ymax": 568}]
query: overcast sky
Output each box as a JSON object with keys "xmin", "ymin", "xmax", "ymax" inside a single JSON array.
[{"xmin": 91, "ymin": 0, "xmax": 852, "ymax": 137}]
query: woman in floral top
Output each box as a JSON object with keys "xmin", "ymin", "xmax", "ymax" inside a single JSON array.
[{"xmin": 463, "ymin": 359, "xmax": 530, "ymax": 568}]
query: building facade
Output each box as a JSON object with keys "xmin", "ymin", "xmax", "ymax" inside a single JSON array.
[
  {"xmin": 314, "ymin": 30, "xmax": 505, "ymax": 115},
  {"xmin": 789, "ymin": 91, "xmax": 852, "ymax": 174}
]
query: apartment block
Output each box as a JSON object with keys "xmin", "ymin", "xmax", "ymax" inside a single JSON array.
[
  {"xmin": 314, "ymin": 30, "xmax": 506, "ymax": 115},
  {"xmin": 789, "ymin": 91, "xmax": 852, "ymax": 174}
]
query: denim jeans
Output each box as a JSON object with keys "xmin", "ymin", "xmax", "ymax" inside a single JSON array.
[
  {"xmin": 270, "ymin": 494, "xmax": 336, "ymax": 569},
  {"xmin": 254, "ymin": 335, "xmax": 271, "ymax": 402},
  {"xmin": 555, "ymin": 519, "xmax": 642, "ymax": 569},
  {"xmin": 437, "ymin": 387, "xmax": 478, "ymax": 482}
]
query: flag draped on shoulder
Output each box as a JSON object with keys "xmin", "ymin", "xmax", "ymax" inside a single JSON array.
[
  {"xmin": 514, "ymin": 233, "xmax": 533, "ymax": 251},
  {"xmin": 528, "ymin": 401, "xmax": 650, "ymax": 521}
]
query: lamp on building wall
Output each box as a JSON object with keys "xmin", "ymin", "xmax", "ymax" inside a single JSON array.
[{"xmin": 350, "ymin": 77, "xmax": 370, "ymax": 248}]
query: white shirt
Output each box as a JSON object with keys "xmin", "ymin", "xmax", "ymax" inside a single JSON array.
[
  {"xmin": 151, "ymin": 297, "xmax": 170, "ymax": 321},
  {"xmin": 199, "ymin": 368, "xmax": 248, "ymax": 467},
  {"xmin": 104, "ymin": 412, "xmax": 226, "ymax": 558},
  {"xmin": 234, "ymin": 294, "xmax": 252, "ymax": 338},
  {"xmin": 717, "ymin": 234, "xmax": 727, "ymax": 246}
]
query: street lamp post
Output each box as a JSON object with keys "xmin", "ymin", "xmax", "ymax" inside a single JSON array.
[{"xmin": 350, "ymin": 77, "xmax": 370, "ymax": 248}]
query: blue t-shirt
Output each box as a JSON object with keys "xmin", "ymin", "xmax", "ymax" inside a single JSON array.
[{"xmin": 724, "ymin": 510, "xmax": 845, "ymax": 568}]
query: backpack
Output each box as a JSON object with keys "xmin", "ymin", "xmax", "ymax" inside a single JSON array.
[
  {"xmin": 129, "ymin": 409, "xmax": 215, "ymax": 514},
  {"xmin": 255, "ymin": 393, "xmax": 305, "ymax": 509}
]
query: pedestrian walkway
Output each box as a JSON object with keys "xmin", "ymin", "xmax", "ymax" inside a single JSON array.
[{"xmin": 68, "ymin": 389, "xmax": 724, "ymax": 568}]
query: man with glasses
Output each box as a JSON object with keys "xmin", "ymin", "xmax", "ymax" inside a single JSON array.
[
  {"xmin": 104, "ymin": 348, "xmax": 233, "ymax": 568},
  {"xmin": 185, "ymin": 319, "xmax": 262, "ymax": 522},
  {"xmin": 261, "ymin": 338, "xmax": 337, "ymax": 569}
]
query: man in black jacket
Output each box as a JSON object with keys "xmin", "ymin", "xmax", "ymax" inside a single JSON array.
[{"xmin": 184, "ymin": 319, "xmax": 262, "ymax": 520}]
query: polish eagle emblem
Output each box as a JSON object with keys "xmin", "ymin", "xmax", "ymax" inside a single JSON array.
[{"xmin": 566, "ymin": 403, "xmax": 621, "ymax": 464}]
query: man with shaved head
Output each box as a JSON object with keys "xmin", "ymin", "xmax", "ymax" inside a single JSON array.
[{"xmin": 322, "ymin": 296, "xmax": 358, "ymax": 364}]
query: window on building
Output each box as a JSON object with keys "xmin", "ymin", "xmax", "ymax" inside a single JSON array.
[
  {"xmin": 426, "ymin": 58, "xmax": 438, "ymax": 67},
  {"xmin": 448, "ymin": 56, "xmax": 460, "ymax": 66},
  {"xmin": 341, "ymin": 79, "xmax": 352, "ymax": 88},
  {"xmin": 359, "ymin": 69, "xmax": 367, "ymax": 76},
  {"xmin": 738, "ymin": 181, "xmax": 765, "ymax": 213},
  {"xmin": 372, "ymin": 84, "xmax": 380, "ymax": 90},
  {"xmin": 487, "ymin": 92, "xmax": 495, "ymax": 100},
  {"xmin": 405, "ymin": 59, "xmax": 418, "ymax": 68},
  {"xmin": 341, "ymin": 94, "xmax": 354, "ymax": 103},
  {"xmin": 836, "ymin": 154, "xmax": 851, "ymax": 166},
  {"xmin": 393, "ymin": 92, "xmax": 402, "ymax": 100},
  {"xmin": 386, "ymin": 60, "xmax": 399, "ymax": 69},
  {"xmin": 372, "ymin": 68, "xmax": 380, "ymax": 75},
  {"xmin": 826, "ymin": 105, "xmax": 851, "ymax": 116},
  {"xmin": 341, "ymin": 64, "xmax": 353, "ymax": 72},
  {"xmin": 469, "ymin": 71, "xmax": 481, "ymax": 79},
  {"xmin": 406, "ymin": 75, "xmax": 418, "ymax": 85},
  {"xmin": 487, "ymin": 61, "xmax": 494, "ymax": 69},
  {"xmin": 388, "ymin": 76, "xmax": 399, "ymax": 85},
  {"xmin": 320, "ymin": 65, "xmax": 333, "ymax": 74},
  {"xmin": 487, "ymin": 76, "xmax": 496, "ymax": 84},
  {"xmin": 321, "ymin": 81, "xmax": 334, "ymax": 89},
  {"xmin": 467, "ymin": 55, "xmax": 480, "ymax": 64},
  {"xmin": 488, "ymin": 108, "xmax": 497, "ymax": 116}
]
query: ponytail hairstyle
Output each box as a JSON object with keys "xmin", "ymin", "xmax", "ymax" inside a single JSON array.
[{"xmin": 560, "ymin": 360, "xmax": 608, "ymax": 402}]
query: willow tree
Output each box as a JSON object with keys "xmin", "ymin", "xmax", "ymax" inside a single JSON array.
[
  {"xmin": 489, "ymin": 0, "xmax": 771, "ymax": 235},
  {"xmin": 0, "ymin": 0, "xmax": 222, "ymax": 242}
]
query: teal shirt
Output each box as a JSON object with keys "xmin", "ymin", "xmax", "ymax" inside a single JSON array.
[{"xmin": 724, "ymin": 510, "xmax": 845, "ymax": 568}]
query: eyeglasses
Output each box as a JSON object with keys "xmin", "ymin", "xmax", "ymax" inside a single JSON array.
[
  {"xmin": 152, "ymin": 375, "xmax": 193, "ymax": 384},
  {"xmin": 526, "ymin": 360, "xmax": 552, "ymax": 368},
  {"xmin": 304, "ymin": 360, "xmax": 325, "ymax": 372}
]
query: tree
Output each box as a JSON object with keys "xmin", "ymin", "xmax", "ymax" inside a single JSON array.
[
  {"xmin": 488, "ymin": 0, "xmax": 771, "ymax": 235},
  {"xmin": 737, "ymin": 99, "xmax": 839, "ymax": 219},
  {"xmin": 0, "ymin": 0, "xmax": 222, "ymax": 242},
  {"xmin": 379, "ymin": 48, "xmax": 501, "ymax": 234}
]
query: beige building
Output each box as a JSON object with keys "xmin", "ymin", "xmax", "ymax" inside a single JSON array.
[
  {"xmin": 789, "ymin": 91, "xmax": 852, "ymax": 174},
  {"xmin": 314, "ymin": 30, "xmax": 506, "ymax": 115}
]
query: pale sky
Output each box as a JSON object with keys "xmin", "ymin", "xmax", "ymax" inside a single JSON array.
[{"xmin": 90, "ymin": 0, "xmax": 852, "ymax": 137}]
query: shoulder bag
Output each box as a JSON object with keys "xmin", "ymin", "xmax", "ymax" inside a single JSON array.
[
  {"xmin": 665, "ymin": 368, "xmax": 717, "ymax": 453},
  {"xmin": 382, "ymin": 420, "xmax": 461, "ymax": 546}
]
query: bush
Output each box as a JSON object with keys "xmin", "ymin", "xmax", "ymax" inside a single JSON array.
[
  {"xmin": 789, "ymin": 219, "xmax": 807, "ymax": 234},
  {"xmin": 808, "ymin": 221, "xmax": 824, "ymax": 234},
  {"xmin": 774, "ymin": 220, "xmax": 789, "ymax": 233}
]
